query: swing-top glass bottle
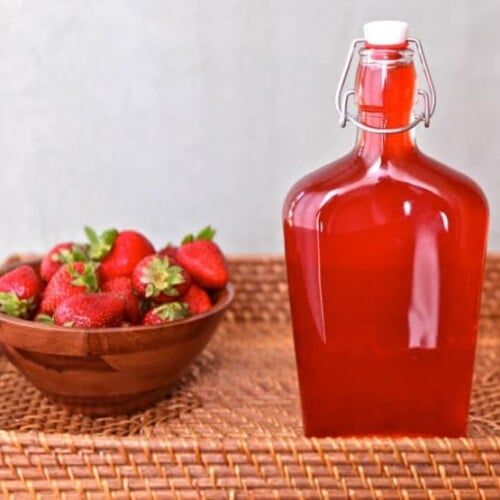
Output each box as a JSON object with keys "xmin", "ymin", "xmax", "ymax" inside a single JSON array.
[{"xmin": 283, "ymin": 21, "xmax": 489, "ymax": 437}]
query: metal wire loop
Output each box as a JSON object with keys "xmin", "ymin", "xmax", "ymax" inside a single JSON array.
[{"xmin": 335, "ymin": 37, "xmax": 436, "ymax": 134}]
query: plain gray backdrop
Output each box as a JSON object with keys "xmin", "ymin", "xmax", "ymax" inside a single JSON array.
[{"xmin": 0, "ymin": 0, "xmax": 498, "ymax": 256}]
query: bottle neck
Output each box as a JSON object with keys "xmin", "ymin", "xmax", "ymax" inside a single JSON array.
[{"xmin": 354, "ymin": 47, "xmax": 417, "ymax": 159}]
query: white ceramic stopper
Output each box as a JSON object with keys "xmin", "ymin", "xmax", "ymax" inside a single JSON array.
[{"xmin": 363, "ymin": 20, "xmax": 409, "ymax": 46}]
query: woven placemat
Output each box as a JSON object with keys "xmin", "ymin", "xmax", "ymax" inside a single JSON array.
[
  {"xmin": 0, "ymin": 322, "xmax": 497, "ymax": 439},
  {"xmin": 0, "ymin": 255, "xmax": 497, "ymax": 498}
]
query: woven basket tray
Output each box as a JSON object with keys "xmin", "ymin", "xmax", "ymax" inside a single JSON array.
[{"xmin": 0, "ymin": 254, "xmax": 498, "ymax": 498}]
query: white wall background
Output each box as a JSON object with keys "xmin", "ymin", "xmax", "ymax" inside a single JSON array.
[{"xmin": 0, "ymin": 0, "xmax": 498, "ymax": 256}]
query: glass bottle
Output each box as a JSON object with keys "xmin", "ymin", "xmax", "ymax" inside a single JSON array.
[{"xmin": 282, "ymin": 21, "xmax": 489, "ymax": 437}]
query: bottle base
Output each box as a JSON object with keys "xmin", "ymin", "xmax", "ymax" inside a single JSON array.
[{"xmin": 303, "ymin": 421, "xmax": 468, "ymax": 439}]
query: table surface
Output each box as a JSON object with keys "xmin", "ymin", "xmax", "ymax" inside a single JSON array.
[{"xmin": 0, "ymin": 254, "xmax": 497, "ymax": 498}]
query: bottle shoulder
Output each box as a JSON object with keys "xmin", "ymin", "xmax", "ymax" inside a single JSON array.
[
  {"xmin": 282, "ymin": 150, "xmax": 362, "ymax": 215},
  {"xmin": 283, "ymin": 149, "xmax": 489, "ymax": 227},
  {"xmin": 411, "ymin": 150, "xmax": 489, "ymax": 213},
  {"xmin": 284, "ymin": 151, "xmax": 359, "ymax": 196}
]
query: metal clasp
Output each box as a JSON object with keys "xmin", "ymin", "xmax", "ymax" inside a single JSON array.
[{"xmin": 335, "ymin": 38, "xmax": 436, "ymax": 134}]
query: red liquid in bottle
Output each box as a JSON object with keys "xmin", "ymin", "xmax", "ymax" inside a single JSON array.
[{"xmin": 283, "ymin": 46, "xmax": 489, "ymax": 437}]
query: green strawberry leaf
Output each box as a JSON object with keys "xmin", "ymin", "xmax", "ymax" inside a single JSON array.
[
  {"xmin": 52, "ymin": 244, "xmax": 89, "ymax": 264},
  {"xmin": 85, "ymin": 226, "xmax": 118, "ymax": 261},
  {"xmin": 153, "ymin": 302, "xmax": 190, "ymax": 322},
  {"xmin": 145, "ymin": 283, "xmax": 155, "ymax": 298},
  {"xmin": 0, "ymin": 292, "xmax": 33, "ymax": 319},
  {"xmin": 181, "ymin": 226, "xmax": 216, "ymax": 245},
  {"xmin": 71, "ymin": 244, "xmax": 89, "ymax": 262},
  {"xmin": 36, "ymin": 314, "xmax": 55, "ymax": 325},
  {"xmin": 196, "ymin": 225, "xmax": 216, "ymax": 241},
  {"xmin": 84, "ymin": 226, "xmax": 99, "ymax": 245},
  {"xmin": 139, "ymin": 256, "xmax": 186, "ymax": 297},
  {"xmin": 181, "ymin": 233, "xmax": 194, "ymax": 245},
  {"xmin": 67, "ymin": 262, "xmax": 99, "ymax": 292},
  {"xmin": 52, "ymin": 248, "xmax": 72, "ymax": 264}
]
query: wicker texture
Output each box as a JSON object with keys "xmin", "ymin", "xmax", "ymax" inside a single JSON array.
[
  {"xmin": 0, "ymin": 433, "xmax": 497, "ymax": 498},
  {"xmin": 0, "ymin": 254, "xmax": 497, "ymax": 498},
  {"xmin": 0, "ymin": 322, "xmax": 497, "ymax": 439}
]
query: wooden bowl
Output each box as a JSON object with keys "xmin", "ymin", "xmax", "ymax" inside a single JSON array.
[{"xmin": 0, "ymin": 261, "xmax": 234, "ymax": 416}]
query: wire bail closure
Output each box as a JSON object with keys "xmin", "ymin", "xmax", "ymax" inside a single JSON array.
[{"xmin": 335, "ymin": 38, "xmax": 436, "ymax": 134}]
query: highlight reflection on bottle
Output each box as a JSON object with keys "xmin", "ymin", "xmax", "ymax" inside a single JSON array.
[{"xmin": 283, "ymin": 21, "xmax": 489, "ymax": 437}]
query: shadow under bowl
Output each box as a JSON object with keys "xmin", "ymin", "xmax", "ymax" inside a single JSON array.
[{"xmin": 0, "ymin": 260, "xmax": 234, "ymax": 416}]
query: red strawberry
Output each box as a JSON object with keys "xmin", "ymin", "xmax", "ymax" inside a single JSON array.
[
  {"xmin": 85, "ymin": 227, "xmax": 155, "ymax": 282},
  {"xmin": 182, "ymin": 285, "xmax": 212, "ymax": 315},
  {"xmin": 0, "ymin": 265, "xmax": 44, "ymax": 319},
  {"xmin": 54, "ymin": 293, "xmax": 125, "ymax": 328},
  {"xmin": 40, "ymin": 242, "xmax": 88, "ymax": 282},
  {"xmin": 132, "ymin": 255, "xmax": 191, "ymax": 304},
  {"xmin": 40, "ymin": 262, "xmax": 99, "ymax": 315},
  {"xmin": 176, "ymin": 226, "xmax": 229, "ymax": 289},
  {"xmin": 158, "ymin": 244, "xmax": 178, "ymax": 260},
  {"xmin": 102, "ymin": 277, "xmax": 141, "ymax": 324},
  {"xmin": 142, "ymin": 302, "xmax": 189, "ymax": 325}
]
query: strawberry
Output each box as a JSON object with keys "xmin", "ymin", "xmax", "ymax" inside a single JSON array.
[
  {"xmin": 54, "ymin": 293, "xmax": 125, "ymax": 328},
  {"xmin": 85, "ymin": 227, "xmax": 155, "ymax": 282},
  {"xmin": 158, "ymin": 244, "xmax": 178, "ymax": 260},
  {"xmin": 102, "ymin": 277, "xmax": 142, "ymax": 324},
  {"xmin": 40, "ymin": 262, "xmax": 99, "ymax": 315},
  {"xmin": 0, "ymin": 265, "xmax": 44, "ymax": 319},
  {"xmin": 142, "ymin": 302, "xmax": 189, "ymax": 325},
  {"xmin": 182, "ymin": 285, "xmax": 212, "ymax": 315},
  {"xmin": 132, "ymin": 255, "xmax": 191, "ymax": 304},
  {"xmin": 176, "ymin": 226, "xmax": 229, "ymax": 289},
  {"xmin": 40, "ymin": 242, "xmax": 88, "ymax": 282}
]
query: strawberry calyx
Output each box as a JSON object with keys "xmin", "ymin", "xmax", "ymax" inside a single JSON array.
[
  {"xmin": 52, "ymin": 243, "xmax": 89, "ymax": 264},
  {"xmin": 85, "ymin": 226, "xmax": 119, "ymax": 261},
  {"xmin": 67, "ymin": 262, "xmax": 99, "ymax": 292},
  {"xmin": 35, "ymin": 313, "xmax": 55, "ymax": 325},
  {"xmin": 0, "ymin": 292, "xmax": 35, "ymax": 319},
  {"xmin": 181, "ymin": 226, "xmax": 216, "ymax": 245},
  {"xmin": 140, "ymin": 256, "xmax": 187, "ymax": 298},
  {"xmin": 150, "ymin": 302, "xmax": 190, "ymax": 322}
]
